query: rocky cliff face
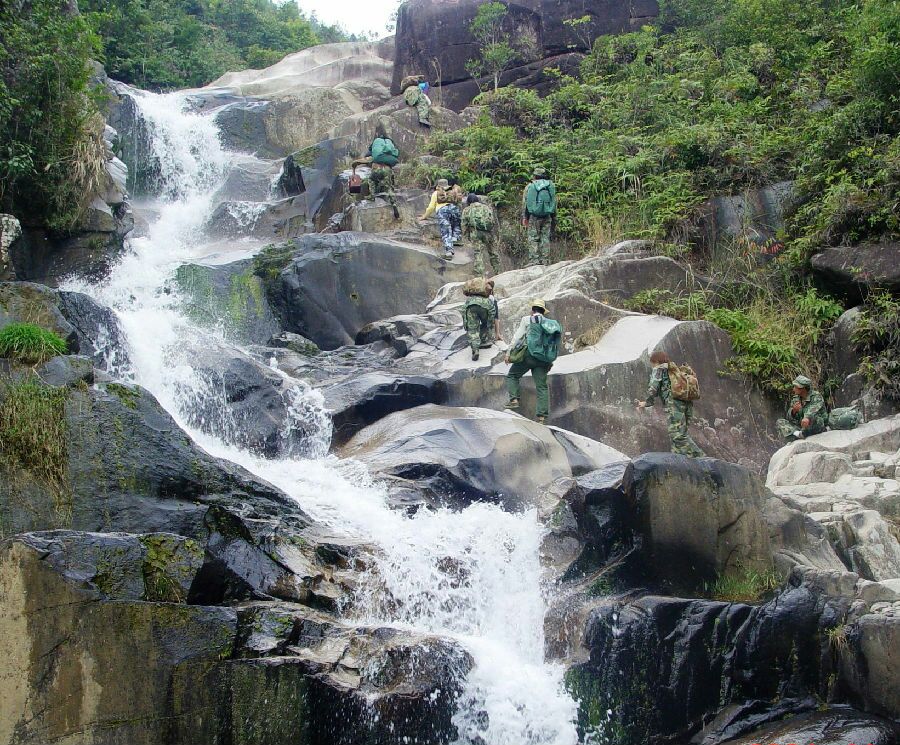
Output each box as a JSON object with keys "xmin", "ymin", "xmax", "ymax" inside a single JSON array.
[{"xmin": 392, "ymin": 0, "xmax": 660, "ymax": 110}]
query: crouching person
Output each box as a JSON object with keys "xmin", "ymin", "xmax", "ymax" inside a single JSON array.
[
  {"xmin": 505, "ymin": 299, "xmax": 561, "ymax": 424},
  {"xmin": 637, "ymin": 350, "xmax": 706, "ymax": 457},
  {"xmin": 776, "ymin": 375, "xmax": 827, "ymax": 441}
]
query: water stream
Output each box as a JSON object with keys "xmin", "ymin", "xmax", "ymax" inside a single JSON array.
[{"xmin": 66, "ymin": 89, "xmax": 580, "ymax": 745}]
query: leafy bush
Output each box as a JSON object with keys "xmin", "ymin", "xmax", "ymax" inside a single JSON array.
[
  {"xmin": 0, "ymin": 324, "xmax": 68, "ymax": 365},
  {"xmin": 0, "ymin": 0, "xmax": 105, "ymax": 231},
  {"xmin": 705, "ymin": 567, "xmax": 782, "ymax": 603},
  {"xmin": 853, "ymin": 290, "xmax": 900, "ymax": 399}
]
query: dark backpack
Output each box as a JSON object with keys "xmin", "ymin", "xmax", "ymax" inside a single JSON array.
[
  {"xmin": 371, "ymin": 137, "xmax": 400, "ymax": 167},
  {"xmin": 526, "ymin": 317, "xmax": 562, "ymax": 364},
  {"xmin": 525, "ymin": 179, "xmax": 557, "ymax": 218},
  {"xmin": 348, "ymin": 171, "xmax": 363, "ymax": 194}
]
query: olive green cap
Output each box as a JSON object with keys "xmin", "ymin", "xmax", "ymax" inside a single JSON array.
[
  {"xmin": 792, "ymin": 375, "xmax": 812, "ymax": 389},
  {"xmin": 533, "ymin": 166, "xmax": 547, "ymax": 177}
]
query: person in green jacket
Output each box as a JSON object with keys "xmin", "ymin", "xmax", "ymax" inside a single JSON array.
[
  {"xmin": 505, "ymin": 298, "xmax": 553, "ymax": 424},
  {"xmin": 523, "ymin": 166, "xmax": 557, "ymax": 267},
  {"xmin": 637, "ymin": 350, "xmax": 706, "ymax": 457},
  {"xmin": 366, "ymin": 123, "xmax": 401, "ymax": 219},
  {"xmin": 462, "ymin": 194, "xmax": 500, "ymax": 276},
  {"xmin": 462, "ymin": 279, "xmax": 499, "ymax": 361},
  {"xmin": 776, "ymin": 375, "xmax": 828, "ymax": 441}
]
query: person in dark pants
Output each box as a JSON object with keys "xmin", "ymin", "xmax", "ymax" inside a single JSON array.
[{"xmin": 505, "ymin": 299, "xmax": 553, "ymax": 424}]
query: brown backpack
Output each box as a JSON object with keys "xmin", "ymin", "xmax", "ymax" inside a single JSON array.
[
  {"xmin": 668, "ymin": 363, "xmax": 700, "ymax": 402},
  {"xmin": 462, "ymin": 277, "xmax": 490, "ymax": 297},
  {"xmin": 348, "ymin": 171, "xmax": 363, "ymax": 194}
]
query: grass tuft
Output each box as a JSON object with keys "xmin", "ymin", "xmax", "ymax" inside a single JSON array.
[
  {"xmin": 704, "ymin": 567, "xmax": 782, "ymax": 603},
  {"xmin": 0, "ymin": 323, "xmax": 68, "ymax": 365}
]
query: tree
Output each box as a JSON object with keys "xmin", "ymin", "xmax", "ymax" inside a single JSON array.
[{"xmin": 466, "ymin": 1, "xmax": 518, "ymax": 93}]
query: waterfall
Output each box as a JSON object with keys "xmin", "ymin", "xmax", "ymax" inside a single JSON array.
[{"xmin": 65, "ymin": 89, "xmax": 580, "ymax": 745}]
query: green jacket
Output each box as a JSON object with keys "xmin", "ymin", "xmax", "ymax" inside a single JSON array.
[
  {"xmin": 786, "ymin": 389, "xmax": 827, "ymax": 433},
  {"xmin": 645, "ymin": 364, "xmax": 673, "ymax": 407},
  {"xmin": 463, "ymin": 295, "xmax": 497, "ymax": 321}
]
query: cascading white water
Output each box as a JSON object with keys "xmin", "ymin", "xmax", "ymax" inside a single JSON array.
[{"xmin": 66, "ymin": 89, "xmax": 581, "ymax": 745}]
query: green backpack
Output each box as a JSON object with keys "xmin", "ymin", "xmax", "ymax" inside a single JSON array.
[
  {"xmin": 526, "ymin": 317, "xmax": 562, "ymax": 364},
  {"xmin": 371, "ymin": 137, "xmax": 399, "ymax": 167},
  {"xmin": 525, "ymin": 179, "xmax": 557, "ymax": 218},
  {"xmin": 829, "ymin": 406, "xmax": 860, "ymax": 430}
]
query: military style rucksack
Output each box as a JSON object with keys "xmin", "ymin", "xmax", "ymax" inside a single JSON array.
[
  {"xmin": 371, "ymin": 137, "xmax": 400, "ymax": 167},
  {"xmin": 403, "ymin": 86, "xmax": 421, "ymax": 106},
  {"xmin": 526, "ymin": 317, "xmax": 562, "ymax": 364},
  {"xmin": 467, "ymin": 203, "xmax": 494, "ymax": 231},
  {"xmin": 668, "ymin": 363, "xmax": 701, "ymax": 402},
  {"xmin": 436, "ymin": 186, "xmax": 460, "ymax": 205},
  {"xmin": 462, "ymin": 277, "xmax": 490, "ymax": 297},
  {"xmin": 828, "ymin": 406, "xmax": 860, "ymax": 430},
  {"xmin": 525, "ymin": 179, "xmax": 557, "ymax": 218}
]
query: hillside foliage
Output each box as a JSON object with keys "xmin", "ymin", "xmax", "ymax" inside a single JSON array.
[
  {"xmin": 429, "ymin": 0, "xmax": 899, "ymax": 393},
  {"xmin": 80, "ymin": 0, "xmax": 350, "ymax": 90}
]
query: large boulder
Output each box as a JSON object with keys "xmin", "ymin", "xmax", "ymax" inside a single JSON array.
[
  {"xmin": 695, "ymin": 181, "xmax": 795, "ymax": 249},
  {"xmin": 341, "ymin": 404, "xmax": 627, "ymax": 509},
  {"xmin": 392, "ymin": 0, "xmax": 659, "ymax": 110},
  {"xmin": 262, "ymin": 232, "xmax": 471, "ymax": 349},
  {"xmin": 811, "ymin": 242, "xmax": 900, "ymax": 302},
  {"xmin": 628, "ymin": 454, "xmax": 774, "ymax": 591}
]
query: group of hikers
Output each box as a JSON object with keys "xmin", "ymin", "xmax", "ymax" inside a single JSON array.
[{"xmin": 352, "ymin": 80, "xmax": 859, "ymax": 453}]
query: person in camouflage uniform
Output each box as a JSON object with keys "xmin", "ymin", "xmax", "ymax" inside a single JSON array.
[
  {"xmin": 637, "ymin": 350, "xmax": 706, "ymax": 457},
  {"xmin": 463, "ymin": 279, "xmax": 498, "ymax": 361},
  {"xmin": 776, "ymin": 375, "xmax": 828, "ymax": 441},
  {"xmin": 523, "ymin": 166, "xmax": 557, "ymax": 266},
  {"xmin": 402, "ymin": 77, "xmax": 432, "ymax": 127},
  {"xmin": 462, "ymin": 194, "xmax": 500, "ymax": 276}
]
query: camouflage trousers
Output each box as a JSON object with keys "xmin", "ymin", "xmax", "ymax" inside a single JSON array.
[
  {"xmin": 667, "ymin": 400, "xmax": 706, "ymax": 457},
  {"xmin": 472, "ymin": 230, "xmax": 500, "ymax": 275},
  {"xmin": 776, "ymin": 417, "xmax": 827, "ymax": 442},
  {"xmin": 415, "ymin": 98, "xmax": 432, "ymax": 125},
  {"xmin": 368, "ymin": 167, "xmax": 398, "ymax": 214},
  {"xmin": 526, "ymin": 216, "xmax": 552, "ymax": 265},
  {"xmin": 437, "ymin": 205, "xmax": 461, "ymax": 252},
  {"xmin": 464, "ymin": 304, "xmax": 492, "ymax": 353}
]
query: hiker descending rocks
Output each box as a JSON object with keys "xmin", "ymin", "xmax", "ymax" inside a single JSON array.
[
  {"xmin": 523, "ymin": 166, "xmax": 557, "ymax": 266},
  {"xmin": 462, "ymin": 194, "xmax": 500, "ymax": 276},
  {"xmin": 637, "ymin": 350, "xmax": 706, "ymax": 457},
  {"xmin": 420, "ymin": 178, "xmax": 462, "ymax": 259},
  {"xmin": 367, "ymin": 123, "xmax": 400, "ymax": 219},
  {"xmin": 462, "ymin": 277, "xmax": 499, "ymax": 361},
  {"xmin": 776, "ymin": 375, "xmax": 828, "ymax": 441},
  {"xmin": 505, "ymin": 299, "xmax": 562, "ymax": 424},
  {"xmin": 401, "ymin": 75, "xmax": 432, "ymax": 127}
]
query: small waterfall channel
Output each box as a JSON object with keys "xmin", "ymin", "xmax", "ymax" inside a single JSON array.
[{"xmin": 66, "ymin": 88, "xmax": 583, "ymax": 745}]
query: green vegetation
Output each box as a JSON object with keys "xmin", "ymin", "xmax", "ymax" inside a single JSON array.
[
  {"xmin": 466, "ymin": 2, "xmax": 519, "ymax": 93},
  {"xmin": 0, "ymin": 323, "xmax": 68, "ymax": 365},
  {"xmin": 0, "ymin": 0, "xmax": 105, "ymax": 231},
  {"xmin": 853, "ymin": 290, "xmax": 900, "ymax": 398},
  {"xmin": 704, "ymin": 567, "xmax": 782, "ymax": 603},
  {"xmin": 80, "ymin": 0, "xmax": 350, "ymax": 90},
  {"xmin": 0, "ymin": 379, "xmax": 70, "ymax": 520},
  {"xmin": 431, "ymin": 0, "xmax": 899, "ymax": 394}
]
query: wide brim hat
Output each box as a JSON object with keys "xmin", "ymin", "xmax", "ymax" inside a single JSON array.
[
  {"xmin": 531, "ymin": 298, "xmax": 548, "ymax": 313},
  {"xmin": 435, "ymin": 178, "xmax": 449, "ymax": 189}
]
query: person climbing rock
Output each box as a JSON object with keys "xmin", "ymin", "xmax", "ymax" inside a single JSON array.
[
  {"xmin": 637, "ymin": 350, "xmax": 706, "ymax": 457},
  {"xmin": 776, "ymin": 375, "xmax": 827, "ymax": 441},
  {"xmin": 367, "ymin": 123, "xmax": 401, "ymax": 219},
  {"xmin": 523, "ymin": 166, "xmax": 557, "ymax": 266},
  {"xmin": 419, "ymin": 178, "xmax": 462, "ymax": 259},
  {"xmin": 401, "ymin": 75, "xmax": 432, "ymax": 127},
  {"xmin": 462, "ymin": 277, "xmax": 498, "ymax": 361},
  {"xmin": 462, "ymin": 194, "xmax": 500, "ymax": 276},
  {"xmin": 505, "ymin": 299, "xmax": 562, "ymax": 424}
]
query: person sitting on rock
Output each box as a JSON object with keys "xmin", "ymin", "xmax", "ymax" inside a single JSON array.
[
  {"xmin": 401, "ymin": 75, "xmax": 432, "ymax": 127},
  {"xmin": 462, "ymin": 277, "xmax": 498, "ymax": 361},
  {"xmin": 523, "ymin": 166, "xmax": 557, "ymax": 267},
  {"xmin": 637, "ymin": 350, "xmax": 706, "ymax": 457},
  {"xmin": 776, "ymin": 375, "xmax": 827, "ymax": 441},
  {"xmin": 366, "ymin": 123, "xmax": 401, "ymax": 219},
  {"xmin": 505, "ymin": 299, "xmax": 561, "ymax": 425},
  {"xmin": 419, "ymin": 178, "xmax": 462, "ymax": 259},
  {"xmin": 462, "ymin": 194, "xmax": 500, "ymax": 276}
]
